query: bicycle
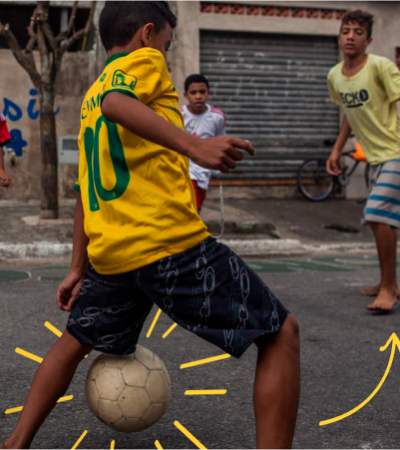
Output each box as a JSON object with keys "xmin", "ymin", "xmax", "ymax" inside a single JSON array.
[{"xmin": 297, "ymin": 142, "xmax": 370, "ymax": 202}]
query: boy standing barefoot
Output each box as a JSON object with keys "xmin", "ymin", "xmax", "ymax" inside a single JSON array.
[
  {"xmin": 327, "ymin": 10, "xmax": 400, "ymax": 311},
  {"xmin": 1, "ymin": 3, "xmax": 300, "ymax": 448}
]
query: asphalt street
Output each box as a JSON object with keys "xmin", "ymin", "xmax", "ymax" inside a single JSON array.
[{"xmin": 1, "ymin": 255, "xmax": 400, "ymax": 449}]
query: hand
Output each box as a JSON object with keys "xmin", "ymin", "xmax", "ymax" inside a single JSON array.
[
  {"xmin": 0, "ymin": 170, "xmax": 10, "ymax": 187},
  {"xmin": 326, "ymin": 150, "xmax": 342, "ymax": 176},
  {"xmin": 188, "ymin": 136, "xmax": 255, "ymax": 173},
  {"xmin": 56, "ymin": 270, "xmax": 84, "ymax": 312}
]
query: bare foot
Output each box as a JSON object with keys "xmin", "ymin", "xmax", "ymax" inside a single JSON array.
[
  {"xmin": 362, "ymin": 284, "xmax": 400, "ymax": 298},
  {"xmin": 361, "ymin": 284, "xmax": 380, "ymax": 297},
  {"xmin": 367, "ymin": 288, "xmax": 399, "ymax": 311}
]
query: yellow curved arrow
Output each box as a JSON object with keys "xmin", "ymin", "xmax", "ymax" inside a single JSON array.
[{"xmin": 320, "ymin": 333, "xmax": 400, "ymax": 426}]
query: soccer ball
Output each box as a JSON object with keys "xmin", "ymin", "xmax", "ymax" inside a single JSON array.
[{"xmin": 85, "ymin": 345, "xmax": 171, "ymax": 432}]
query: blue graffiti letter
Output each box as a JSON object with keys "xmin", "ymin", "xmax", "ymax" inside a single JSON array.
[
  {"xmin": 3, "ymin": 99, "xmax": 23, "ymax": 122},
  {"xmin": 7, "ymin": 129, "xmax": 27, "ymax": 157},
  {"xmin": 27, "ymin": 89, "xmax": 40, "ymax": 120}
]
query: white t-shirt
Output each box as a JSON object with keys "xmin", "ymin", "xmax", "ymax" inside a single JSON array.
[{"xmin": 181, "ymin": 104, "xmax": 226, "ymax": 189}]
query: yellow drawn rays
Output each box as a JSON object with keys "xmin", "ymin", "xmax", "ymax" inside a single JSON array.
[
  {"xmin": 71, "ymin": 430, "xmax": 87, "ymax": 449},
  {"xmin": 8, "ymin": 306, "xmax": 231, "ymax": 449},
  {"xmin": 146, "ymin": 308, "xmax": 162, "ymax": 338},
  {"xmin": 146, "ymin": 309, "xmax": 178, "ymax": 340},
  {"xmin": 45, "ymin": 321, "xmax": 62, "ymax": 337},
  {"xmin": 5, "ymin": 395, "xmax": 73, "ymax": 415},
  {"xmin": 6, "ymin": 322, "xmax": 75, "ymax": 415},
  {"xmin": 162, "ymin": 323, "xmax": 177, "ymax": 339},
  {"xmin": 185, "ymin": 390, "xmax": 227, "ymax": 395},
  {"xmin": 180, "ymin": 354, "xmax": 231, "ymax": 369},
  {"xmin": 174, "ymin": 421, "xmax": 207, "ymax": 449},
  {"xmin": 15, "ymin": 347, "xmax": 43, "ymax": 363}
]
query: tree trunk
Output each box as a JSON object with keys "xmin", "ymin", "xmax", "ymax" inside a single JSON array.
[{"xmin": 39, "ymin": 85, "xmax": 59, "ymax": 220}]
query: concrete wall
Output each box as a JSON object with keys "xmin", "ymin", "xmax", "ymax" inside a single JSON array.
[
  {"xmin": 0, "ymin": 50, "xmax": 95, "ymax": 201},
  {"xmin": 0, "ymin": 0, "xmax": 92, "ymax": 8},
  {"xmin": 171, "ymin": 1, "xmax": 400, "ymax": 101},
  {"xmin": 1, "ymin": 1, "xmax": 399, "ymax": 201},
  {"xmin": 170, "ymin": 1, "xmax": 400, "ymax": 199},
  {"xmin": 0, "ymin": 1, "xmax": 107, "ymax": 202}
]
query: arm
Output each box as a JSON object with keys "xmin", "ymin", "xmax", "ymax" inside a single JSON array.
[
  {"xmin": 211, "ymin": 115, "xmax": 227, "ymax": 176},
  {"xmin": 0, "ymin": 145, "xmax": 10, "ymax": 187},
  {"xmin": 56, "ymin": 194, "xmax": 89, "ymax": 312},
  {"xmin": 101, "ymin": 92, "xmax": 254, "ymax": 173},
  {"xmin": 326, "ymin": 115, "xmax": 352, "ymax": 176}
]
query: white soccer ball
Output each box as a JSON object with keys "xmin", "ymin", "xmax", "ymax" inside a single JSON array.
[{"xmin": 85, "ymin": 345, "xmax": 171, "ymax": 432}]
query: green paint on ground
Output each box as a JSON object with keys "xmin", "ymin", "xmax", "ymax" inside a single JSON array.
[
  {"xmin": 245, "ymin": 256, "xmax": 387, "ymax": 273},
  {"xmin": 285, "ymin": 260, "xmax": 352, "ymax": 272},
  {"xmin": 0, "ymin": 255, "xmax": 395, "ymax": 282},
  {"xmin": 32, "ymin": 265, "xmax": 69, "ymax": 271},
  {"xmin": 247, "ymin": 262, "xmax": 297, "ymax": 273},
  {"xmin": 40, "ymin": 276, "xmax": 65, "ymax": 282},
  {"xmin": 0, "ymin": 270, "xmax": 30, "ymax": 283}
]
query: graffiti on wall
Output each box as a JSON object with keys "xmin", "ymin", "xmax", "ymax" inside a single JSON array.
[{"xmin": 2, "ymin": 89, "xmax": 60, "ymax": 157}]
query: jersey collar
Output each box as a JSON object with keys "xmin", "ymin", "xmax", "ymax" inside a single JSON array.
[{"xmin": 105, "ymin": 52, "xmax": 130, "ymax": 67}]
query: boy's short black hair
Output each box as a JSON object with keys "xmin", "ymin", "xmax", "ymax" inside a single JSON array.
[
  {"xmin": 99, "ymin": 1, "xmax": 177, "ymax": 51},
  {"xmin": 341, "ymin": 9, "xmax": 374, "ymax": 39},
  {"xmin": 184, "ymin": 74, "xmax": 210, "ymax": 93}
]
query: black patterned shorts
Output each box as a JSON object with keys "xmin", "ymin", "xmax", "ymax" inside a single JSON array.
[{"xmin": 67, "ymin": 237, "xmax": 289, "ymax": 358}]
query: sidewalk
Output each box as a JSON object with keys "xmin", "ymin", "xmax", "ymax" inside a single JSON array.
[{"xmin": 0, "ymin": 195, "xmax": 378, "ymax": 261}]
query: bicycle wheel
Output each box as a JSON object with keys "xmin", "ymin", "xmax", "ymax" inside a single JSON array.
[{"xmin": 297, "ymin": 159, "xmax": 334, "ymax": 201}]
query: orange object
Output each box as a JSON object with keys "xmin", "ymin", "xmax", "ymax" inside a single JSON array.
[{"xmin": 353, "ymin": 142, "xmax": 367, "ymax": 161}]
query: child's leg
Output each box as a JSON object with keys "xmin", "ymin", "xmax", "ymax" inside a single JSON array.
[
  {"xmin": 362, "ymin": 225, "xmax": 400, "ymax": 298},
  {"xmin": 367, "ymin": 222, "xmax": 398, "ymax": 310},
  {"xmin": 253, "ymin": 315, "xmax": 300, "ymax": 449},
  {"xmin": 3, "ymin": 330, "xmax": 91, "ymax": 449},
  {"xmin": 139, "ymin": 238, "xmax": 300, "ymax": 448}
]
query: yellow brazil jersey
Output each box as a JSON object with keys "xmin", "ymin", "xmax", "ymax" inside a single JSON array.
[
  {"xmin": 327, "ymin": 54, "xmax": 400, "ymax": 165},
  {"xmin": 75, "ymin": 48, "xmax": 210, "ymax": 275}
]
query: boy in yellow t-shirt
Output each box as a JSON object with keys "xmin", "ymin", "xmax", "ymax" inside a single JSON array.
[
  {"xmin": 327, "ymin": 9, "xmax": 400, "ymax": 311},
  {"xmin": 1, "ymin": 3, "xmax": 299, "ymax": 449}
]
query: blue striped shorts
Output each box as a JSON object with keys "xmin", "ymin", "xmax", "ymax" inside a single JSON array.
[{"xmin": 362, "ymin": 158, "xmax": 400, "ymax": 228}]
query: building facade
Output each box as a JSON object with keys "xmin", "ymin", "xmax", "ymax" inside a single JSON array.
[{"xmin": 1, "ymin": 1, "xmax": 399, "ymax": 201}]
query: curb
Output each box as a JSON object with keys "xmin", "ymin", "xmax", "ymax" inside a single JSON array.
[
  {"xmin": 0, "ymin": 239, "xmax": 384, "ymax": 261},
  {"xmin": 206, "ymin": 221, "xmax": 280, "ymax": 238},
  {"xmin": 220, "ymin": 239, "xmax": 378, "ymax": 257},
  {"xmin": 0, "ymin": 242, "xmax": 72, "ymax": 260}
]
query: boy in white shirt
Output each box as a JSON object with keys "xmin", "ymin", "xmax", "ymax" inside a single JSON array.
[{"xmin": 182, "ymin": 74, "xmax": 226, "ymax": 212}]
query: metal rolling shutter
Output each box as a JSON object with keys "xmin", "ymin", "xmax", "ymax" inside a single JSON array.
[{"xmin": 200, "ymin": 31, "xmax": 339, "ymax": 182}]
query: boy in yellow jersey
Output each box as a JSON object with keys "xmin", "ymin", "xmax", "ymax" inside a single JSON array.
[
  {"xmin": 327, "ymin": 10, "xmax": 400, "ymax": 312},
  {"xmin": 0, "ymin": 3, "xmax": 299, "ymax": 449}
]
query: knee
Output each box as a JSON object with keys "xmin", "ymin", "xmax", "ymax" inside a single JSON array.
[
  {"xmin": 281, "ymin": 314, "xmax": 300, "ymax": 350},
  {"xmin": 285, "ymin": 314, "xmax": 299, "ymax": 336},
  {"xmin": 369, "ymin": 221, "xmax": 390, "ymax": 231}
]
